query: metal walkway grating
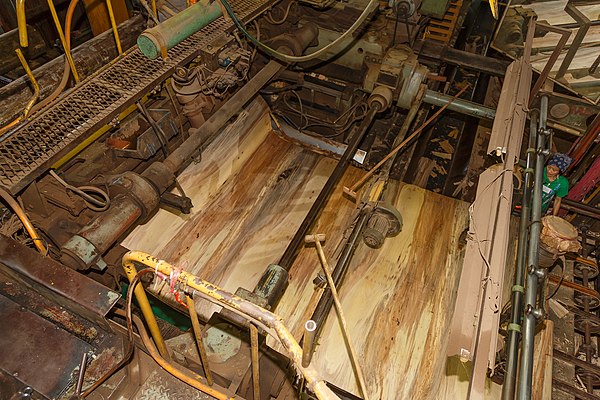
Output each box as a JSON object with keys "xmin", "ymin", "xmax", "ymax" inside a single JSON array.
[{"xmin": 0, "ymin": 0, "xmax": 269, "ymax": 194}]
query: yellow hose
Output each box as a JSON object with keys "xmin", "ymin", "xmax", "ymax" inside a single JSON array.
[
  {"xmin": 46, "ymin": 0, "xmax": 80, "ymax": 82},
  {"xmin": 0, "ymin": 49, "xmax": 40, "ymax": 136},
  {"xmin": 0, "ymin": 188, "xmax": 46, "ymax": 254},
  {"xmin": 131, "ymin": 313, "xmax": 236, "ymax": 400},
  {"xmin": 121, "ymin": 259, "xmax": 169, "ymax": 357}
]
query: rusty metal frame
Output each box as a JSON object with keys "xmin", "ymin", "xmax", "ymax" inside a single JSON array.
[
  {"xmin": 492, "ymin": 0, "xmax": 600, "ymax": 105},
  {"xmin": 529, "ymin": 22, "xmax": 571, "ymax": 102},
  {"xmin": 554, "ymin": 3, "xmax": 591, "ymax": 81}
]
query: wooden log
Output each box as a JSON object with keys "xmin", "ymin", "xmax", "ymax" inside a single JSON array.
[
  {"xmin": 0, "ymin": 14, "xmax": 144, "ymax": 126},
  {"xmin": 0, "ymin": 25, "xmax": 46, "ymax": 75}
]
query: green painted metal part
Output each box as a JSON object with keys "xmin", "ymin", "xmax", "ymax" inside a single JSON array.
[
  {"xmin": 420, "ymin": 0, "xmax": 450, "ymax": 19},
  {"xmin": 137, "ymin": 2, "xmax": 224, "ymax": 59}
]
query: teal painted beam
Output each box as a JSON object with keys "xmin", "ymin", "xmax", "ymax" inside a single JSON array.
[{"xmin": 137, "ymin": 2, "xmax": 223, "ymax": 60}]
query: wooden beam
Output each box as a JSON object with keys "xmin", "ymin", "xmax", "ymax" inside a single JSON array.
[{"xmin": 81, "ymin": 0, "xmax": 129, "ymax": 36}]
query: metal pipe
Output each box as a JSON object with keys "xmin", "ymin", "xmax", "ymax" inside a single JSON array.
[
  {"xmin": 46, "ymin": 0, "xmax": 80, "ymax": 82},
  {"xmin": 423, "ymin": 89, "xmax": 496, "ymax": 120},
  {"xmin": 15, "ymin": 48, "xmax": 39, "ymax": 119},
  {"xmin": 517, "ymin": 94, "xmax": 549, "ymax": 400},
  {"xmin": 0, "ymin": 48, "xmax": 41, "ymax": 136},
  {"xmin": 105, "ymin": 0, "xmax": 123, "ymax": 55},
  {"xmin": 309, "ymin": 210, "xmax": 369, "ymax": 334},
  {"xmin": 75, "ymin": 352, "xmax": 88, "ymax": 395},
  {"xmin": 302, "ymin": 320, "xmax": 317, "ymax": 368},
  {"xmin": 16, "ymin": 0, "xmax": 28, "ymax": 47},
  {"xmin": 121, "ymin": 251, "xmax": 340, "ymax": 400},
  {"xmin": 163, "ymin": 60, "xmax": 284, "ymax": 174},
  {"xmin": 122, "ymin": 258, "xmax": 169, "ymax": 358},
  {"xmin": 502, "ymin": 110, "xmax": 538, "ymax": 400},
  {"xmin": 561, "ymin": 198, "xmax": 600, "ymax": 220},
  {"xmin": 186, "ymin": 294, "xmax": 214, "ymax": 386},
  {"xmin": 250, "ymin": 323, "xmax": 260, "ymax": 400},
  {"xmin": 137, "ymin": 1, "xmax": 223, "ymax": 59},
  {"xmin": 277, "ymin": 103, "xmax": 381, "ymax": 272}
]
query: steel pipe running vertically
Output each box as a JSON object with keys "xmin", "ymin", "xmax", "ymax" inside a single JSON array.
[
  {"xmin": 517, "ymin": 95, "xmax": 549, "ymax": 400},
  {"xmin": 502, "ymin": 110, "xmax": 538, "ymax": 400}
]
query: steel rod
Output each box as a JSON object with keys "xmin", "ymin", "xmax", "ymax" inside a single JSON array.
[
  {"xmin": 302, "ymin": 320, "xmax": 317, "ymax": 368},
  {"xmin": 75, "ymin": 352, "xmax": 88, "ymax": 395},
  {"xmin": 502, "ymin": 110, "xmax": 538, "ymax": 400},
  {"xmin": 277, "ymin": 103, "xmax": 381, "ymax": 271},
  {"xmin": 308, "ymin": 235, "xmax": 370, "ymax": 400},
  {"xmin": 250, "ymin": 323, "xmax": 260, "ymax": 400},
  {"xmin": 186, "ymin": 294, "xmax": 214, "ymax": 386},
  {"xmin": 517, "ymin": 94, "xmax": 549, "ymax": 400},
  {"xmin": 422, "ymin": 89, "xmax": 496, "ymax": 120}
]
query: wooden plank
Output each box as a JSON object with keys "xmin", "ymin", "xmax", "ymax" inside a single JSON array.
[
  {"xmin": 524, "ymin": 1, "xmax": 600, "ymax": 25},
  {"xmin": 305, "ymin": 184, "xmax": 469, "ymax": 398},
  {"xmin": 124, "ymin": 97, "xmax": 471, "ymax": 398},
  {"xmin": 533, "ymin": 320, "xmax": 554, "ymax": 400},
  {"xmin": 82, "ymin": 0, "xmax": 129, "ymax": 36}
]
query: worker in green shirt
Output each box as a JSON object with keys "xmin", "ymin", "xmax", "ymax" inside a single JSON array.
[{"xmin": 542, "ymin": 153, "xmax": 571, "ymax": 215}]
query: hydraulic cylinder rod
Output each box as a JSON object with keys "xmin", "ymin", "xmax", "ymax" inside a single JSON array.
[
  {"xmin": 517, "ymin": 95, "xmax": 549, "ymax": 400},
  {"xmin": 423, "ymin": 89, "xmax": 496, "ymax": 120},
  {"xmin": 502, "ymin": 110, "xmax": 538, "ymax": 400},
  {"xmin": 138, "ymin": 1, "xmax": 223, "ymax": 59}
]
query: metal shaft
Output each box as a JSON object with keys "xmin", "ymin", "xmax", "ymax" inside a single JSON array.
[
  {"xmin": 423, "ymin": 89, "xmax": 496, "ymax": 120},
  {"xmin": 502, "ymin": 111, "xmax": 538, "ymax": 400},
  {"xmin": 277, "ymin": 103, "xmax": 381, "ymax": 271},
  {"xmin": 309, "ymin": 210, "xmax": 369, "ymax": 336},
  {"xmin": 517, "ymin": 94, "xmax": 549, "ymax": 400}
]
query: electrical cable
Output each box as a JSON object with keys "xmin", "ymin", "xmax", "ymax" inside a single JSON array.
[
  {"xmin": 546, "ymin": 258, "xmax": 565, "ymax": 300},
  {"xmin": 264, "ymin": 0, "xmax": 296, "ymax": 25},
  {"xmin": 49, "ymin": 170, "xmax": 110, "ymax": 212},
  {"xmin": 218, "ymin": 0, "xmax": 378, "ymax": 63}
]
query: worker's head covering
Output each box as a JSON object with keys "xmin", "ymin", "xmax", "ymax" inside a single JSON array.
[{"xmin": 547, "ymin": 153, "xmax": 572, "ymax": 174}]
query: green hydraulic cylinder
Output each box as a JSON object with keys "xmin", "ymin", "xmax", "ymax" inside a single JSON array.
[{"xmin": 137, "ymin": 1, "xmax": 223, "ymax": 60}]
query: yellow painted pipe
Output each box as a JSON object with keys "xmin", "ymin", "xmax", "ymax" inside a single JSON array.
[
  {"xmin": 0, "ymin": 48, "xmax": 40, "ymax": 136},
  {"xmin": 121, "ymin": 251, "xmax": 340, "ymax": 400},
  {"xmin": 151, "ymin": 0, "xmax": 158, "ymax": 20},
  {"xmin": 46, "ymin": 0, "xmax": 80, "ymax": 82},
  {"xmin": 15, "ymin": 48, "xmax": 39, "ymax": 118},
  {"xmin": 16, "ymin": 0, "xmax": 28, "ymax": 47},
  {"xmin": 0, "ymin": 188, "xmax": 46, "ymax": 254},
  {"xmin": 122, "ymin": 258, "xmax": 169, "ymax": 357},
  {"xmin": 105, "ymin": 0, "xmax": 123, "ymax": 55}
]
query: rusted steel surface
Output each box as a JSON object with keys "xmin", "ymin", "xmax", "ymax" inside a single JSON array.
[
  {"xmin": 0, "ymin": 235, "xmax": 119, "ymax": 326},
  {"xmin": 0, "ymin": 294, "xmax": 92, "ymax": 398},
  {"xmin": 0, "ymin": 268, "xmax": 101, "ymax": 343}
]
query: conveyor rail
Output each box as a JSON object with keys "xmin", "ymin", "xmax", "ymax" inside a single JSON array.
[{"xmin": 0, "ymin": 0, "xmax": 269, "ymax": 195}]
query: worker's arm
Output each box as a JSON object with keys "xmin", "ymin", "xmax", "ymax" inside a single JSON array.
[{"xmin": 553, "ymin": 196, "xmax": 562, "ymax": 216}]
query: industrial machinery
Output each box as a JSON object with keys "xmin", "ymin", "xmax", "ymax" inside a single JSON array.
[{"xmin": 1, "ymin": 0, "xmax": 600, "ymax": 399}]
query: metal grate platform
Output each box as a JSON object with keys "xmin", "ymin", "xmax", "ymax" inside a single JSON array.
[{"xmin": 0, "ymin": 0, "xmax": 270, "ymax": 194}]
